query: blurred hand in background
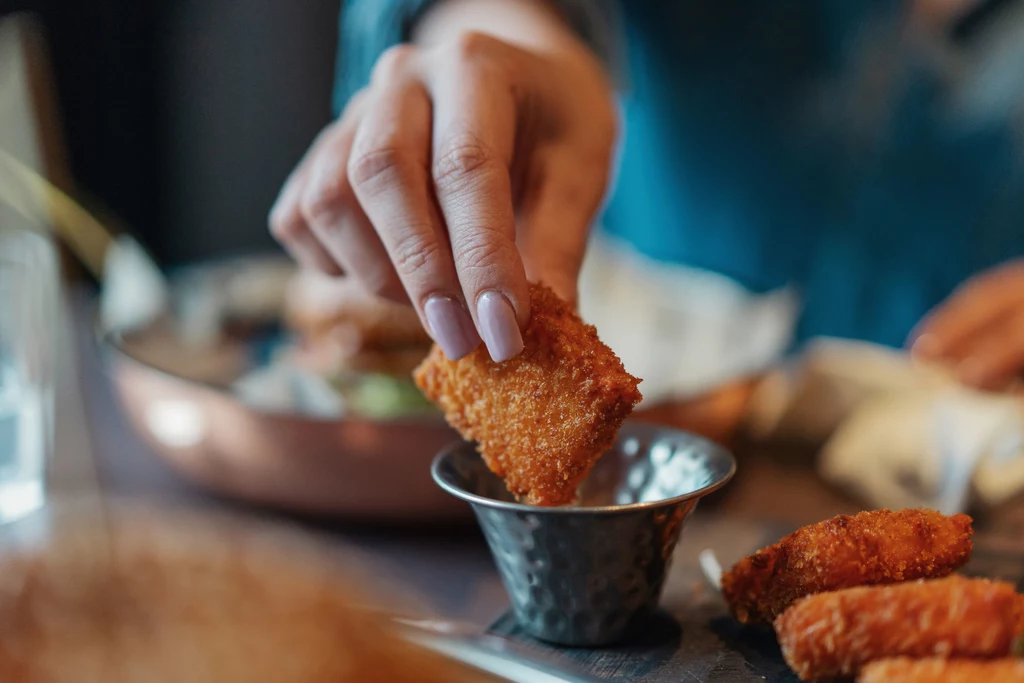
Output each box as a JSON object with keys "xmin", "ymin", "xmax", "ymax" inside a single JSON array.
[{"xmin": 912, "ymin": 260, "xmax": 1024, "ymax": 393}]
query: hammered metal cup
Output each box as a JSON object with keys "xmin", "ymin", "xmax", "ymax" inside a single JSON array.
[{"xmin": 432, "ymin": 423, "xmax": 736, "ymax": 647}]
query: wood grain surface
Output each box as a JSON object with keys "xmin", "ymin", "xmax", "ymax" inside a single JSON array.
[{"xmin": 40, "ymin": 294, "xmax": 1024, "ymax": 681}]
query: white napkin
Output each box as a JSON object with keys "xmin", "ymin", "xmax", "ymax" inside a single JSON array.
[
  {"xmin": 578, "ymin": 234, "xmax": 798, "ymax": 405},
  {"xmin": 746, "ymin": 339, "xmax": 1024, "ymax": 514},
  {"xmin": 100, "ymin": 234, "xmax": 169, "ymax": 335}
]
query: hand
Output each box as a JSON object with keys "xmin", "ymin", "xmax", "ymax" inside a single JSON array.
[
  {"xmin": 269, "ymin": 29, "xmax": 615, "ymax": 363},
  {"xmin": 910, "ymin": 260, "xmax": 1024, "ymax": 392}
]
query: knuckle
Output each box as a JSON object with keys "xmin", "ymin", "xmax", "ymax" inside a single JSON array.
[
  {"xmin": 349, "ymin": 144, "xmax": 411, "ymax": 190},
  {"xmin": 339, "ymin": 88, "xmax": 370, "ymax": 118},
  {"xmin": 451, "ymin": 31, "xmax": 497, "ymax": 63},
  {"xmin": 299, "ymin": 175, "xmax": 353, "ymax": 223},
  {"xmin": 372, "ymin": 44, "xmax": 417, "ymax": 83},
  {"xmin": 268, "ymin": 206, "xmax": 303, "ymax": 243},
  {"xmin": 359, "ymin": 266, "xmax": 405, "ymax": 301},
  {"xmin": 432, "ymin": 136, "xmax": 500, "ymax": 192},
  {"xmin": 390, "ymin": 229, "xmax": 443, "ymax": 277},
  {"xmin": 455, "ymin": 234, "xmax": 515, "ymax": 273}
]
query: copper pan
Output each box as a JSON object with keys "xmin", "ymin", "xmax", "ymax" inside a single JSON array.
[{"xmin": 101, "ymin": 321, "xmax": 467, "ymax": 521}]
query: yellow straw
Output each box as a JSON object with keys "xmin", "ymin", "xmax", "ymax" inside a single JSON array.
[{"xmin": 0, "ymin": 147, "xmax": 113, "ymax": 278}]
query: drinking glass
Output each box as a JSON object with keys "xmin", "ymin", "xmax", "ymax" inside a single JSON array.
[{"xmin": 0, "ymin": 227, "xmax": 56, "ymax": 523}]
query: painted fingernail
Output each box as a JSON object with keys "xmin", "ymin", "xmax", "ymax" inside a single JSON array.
[
  {"xmin": 910, "ymin": 332, "xmax": 943, "ymax": 359},
  {"xmin": 424, "ymin": 296, "xmax": 480, "ymax": 360},
  {"xmin": 476, "ymin": 290, "xmax": 524, "ymax": 363}
]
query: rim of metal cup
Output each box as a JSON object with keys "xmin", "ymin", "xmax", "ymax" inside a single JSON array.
[{"xmin": 431, "ymin": 423, "xmax": 737, "ymax": 515}]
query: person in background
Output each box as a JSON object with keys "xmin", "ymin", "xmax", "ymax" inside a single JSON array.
[{"xmin": 270, "ymin": 0, "xmax": 1024, "ymax": 441}]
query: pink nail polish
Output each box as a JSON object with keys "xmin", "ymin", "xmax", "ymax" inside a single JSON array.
[
  {"xmin": 476, "ymin": 291, "xmax": 524, "ymax": 363},
  {"xmin": 424, "ymin": 296, "xmax": 480, "ymax": 360}
]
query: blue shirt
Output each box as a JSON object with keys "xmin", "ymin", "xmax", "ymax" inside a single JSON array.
[{"xmin": 335, "ymin": 0, "xmax": 1024, "ymax": 348}]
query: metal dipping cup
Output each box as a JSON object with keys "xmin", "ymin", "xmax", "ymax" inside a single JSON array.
[{"xmin": 431, "ymin": 423, "xmax": 736, "ymax": 646}]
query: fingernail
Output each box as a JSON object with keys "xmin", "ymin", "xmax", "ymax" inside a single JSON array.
[
  {"xmin": 910, "ymin": 332, "xmax": 943, "ymax": 360},
  {"xmin": 424, "ymin": 296, "xmax": 480, "ymax": 360},
  {"xmin": 476, "ymin": 290, "xmax": 524, "ymax": 362}
]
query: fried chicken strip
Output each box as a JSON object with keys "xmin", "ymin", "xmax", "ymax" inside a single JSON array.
[
  {"xmin": 859, "ymin": 658, "xmax": 1024, "ymax": 683},
  {"xmin": 413, "ymin": 283, "xmax": 642, "ymax": 506},
  {"xmin": 721, "ymin": 508, "xmax": 973, "ymax": 623},
  {"xmin": 775, "ymin": 576, "xmax": 1023, "ymax": 681}
]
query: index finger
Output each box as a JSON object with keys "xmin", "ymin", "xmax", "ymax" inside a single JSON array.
[
  {"xmin": 269, "ymin": 126, "xmax": 346, "ymax": 276},
  {"xmin": 426, "ymin": 35, "xmax": 529, "ymax": 362}
]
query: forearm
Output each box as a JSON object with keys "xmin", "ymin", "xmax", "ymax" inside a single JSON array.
[{"xmin": 413, "ymin": 0, "xmax": 588, "ymax": 56}]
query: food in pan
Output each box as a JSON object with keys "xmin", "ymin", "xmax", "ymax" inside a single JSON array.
[
  {"xmin": 721, "ymin": 508, "xmax": 974, "ymax": 623},
  {"xmin": 774, "ymin": 575, "xmax": 1023, "ymax": 681},
  {"xmin": 285, "ymin": 269, "xmax": 431, "ymax": 356},
  {"xmin": 284, "ymin": 271, "xmax": 437, "ymax": 418},
  {"xmin": 414, "ymin": 282, "xmax": 642, "ymax": 506},
  {"xmin": 858, "ymin": 657, "xmax": 1024, "ymax": 683}
]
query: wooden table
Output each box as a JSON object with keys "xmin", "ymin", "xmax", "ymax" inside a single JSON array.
[
  {"xmin": 11, "ymin": 292, "xmax": 1024, "ymax": 681},
  {"xmin": 18, "ymin": 292, "xmax": 508, "ymax": 625}
]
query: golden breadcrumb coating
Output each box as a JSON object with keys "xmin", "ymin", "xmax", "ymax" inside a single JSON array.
[
  {"xmin": 413, "ymin": 283, "xmax": 641, "ymax": 506},
  {"xmin": 775, "ymin": 576, "xmax": 1023, "ymax": 681},
  {"xmin": 721, "ymin": 508, "xmax": 973, "ymax": 623},
  {"xmin": 859, "ymin": 658, "xmax": 1024, "ymax": 683}
]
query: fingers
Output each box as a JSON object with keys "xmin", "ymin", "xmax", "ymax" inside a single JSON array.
[
  {"xmin": 911, "ymin": 263, "xmax": 1024, "ymax": 359},
  {"xmin": 911, "ymin": 262, "xmax": 1024, "ymax": 391},
  {"xmin": 348, "ymin": 48, "xmax": 481, "ymax": 360},
  {"xmin": 298, "ymin": 96, "xmax": 407, "ymax": 302},
  {"xmin": 272, "ymin": 34, "xmax": 616, "ymax": 364},
  {"xmin": 268, "ymin": 129, "xmax": 344, "ymax": 276},
  {"xmin": 426, "ymin": 34, "xmax": 528, "ymax": 362},
  {"xmin": 948, "ymin": 310, "xmax": 1024, "ymax": 391},
  {"xmin": 517, "ymin": 145, "xmax": 611, "ymax": 307}
]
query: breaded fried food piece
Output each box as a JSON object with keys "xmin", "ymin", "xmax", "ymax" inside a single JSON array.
[
  {"xmin": 859, "ymin": 658, "xmax": 1024, "ymax": 683},
  {"xmin": 775, "ymin": 576, "xmax": 1023, "ymax": 681},
  {"xmin": 721, "ymin": 508, "xmax": 973, "ymax": 623},
  {"xmin": 413, "ymin": 283, "xmax": 641, "ymax": 506}
]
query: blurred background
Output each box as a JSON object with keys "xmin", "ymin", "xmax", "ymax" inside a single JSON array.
[
  {"xmin": 3, "ymin": 0, "xmax": 1024, "ymax": 513},
  {"xmin": 0, "ymin": 4, "xmax": 1023, "ymax": 670},
  {"xmin": 0, "ymin": 0, "xmax": 339, "ymax": 266}
]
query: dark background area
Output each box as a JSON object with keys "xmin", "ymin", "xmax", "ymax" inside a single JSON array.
[{"xmin": 1, "ymin": 0, "xmax": 341, "ymax": 266}]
